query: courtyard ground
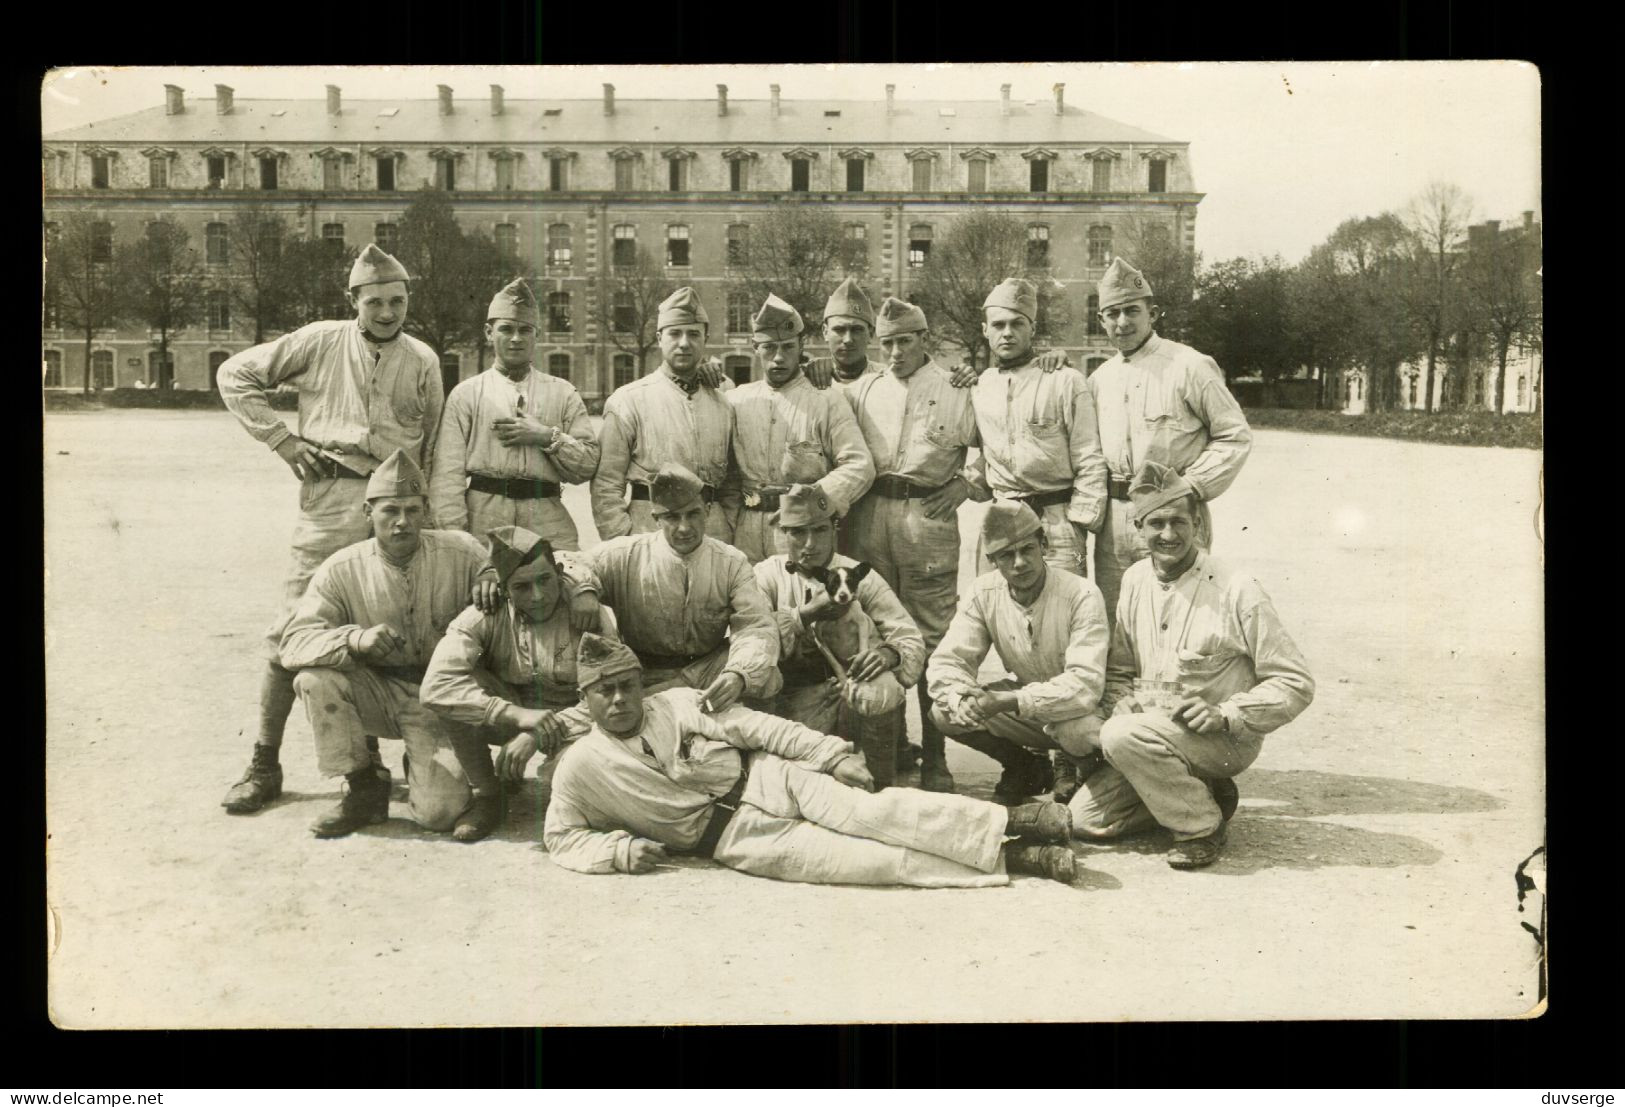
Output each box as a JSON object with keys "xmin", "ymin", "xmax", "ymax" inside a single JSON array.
[{"xmin": 43, "ymin": 411, "xmax": 1544, "ymax": 1026}]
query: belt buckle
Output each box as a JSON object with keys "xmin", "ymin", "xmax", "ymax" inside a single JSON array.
[{"xmin": 743, "ymin": 491, "xmax": 762, "ymax": 508}]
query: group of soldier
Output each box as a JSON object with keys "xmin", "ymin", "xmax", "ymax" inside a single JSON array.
[{"xmin": 211, "ymin": 238, "xmax": 1314, "ymax": 888}]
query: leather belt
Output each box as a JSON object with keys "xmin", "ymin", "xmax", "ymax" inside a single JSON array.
[
  {"xmin": 369, "ymin": 664, "xmax": 427, "ymax": 685},
  {"xmin": 687, "ymin": 759, "xmax": 751, "ymax": 859},
  {"xmin": 630, "ymin": 481, "xmax": 718, "ymax": 504},
  {"xmin": 741, "ymin": 490, "xmax": 782, "ymax": 512},
  {"xmin": 869, "ymin": 474, "xmax": 953, "ymax": 501},
  {"xmin": 468, "ymin": 473, "xmax": 561, "ymax": 500},
  {"xmin": 1108, "ymin": 475, "xmax": 1133, "ymax": 501},
  {"xmin": 1011, "ymin": 488, "xmax": 1073, "ymax": 511},
  {"xmin": 308, "ymin": 455, "xmax": 371, "ymax": 481},
  {"xmin": 635, "ymin": 649, "xmax": 710, "ymax": 671}
]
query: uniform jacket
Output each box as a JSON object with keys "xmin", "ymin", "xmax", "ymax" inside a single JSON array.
[
  {"xmin": 844, "ymin": 360, "xmax": 986, "ymax": 490},
  {"xmin": 968, "ymin": 357, "xmax": 1107, "ymax": 530},
  {"xmin": 727, "ymin": 373, "xmax": 874, "ymax": 512}
]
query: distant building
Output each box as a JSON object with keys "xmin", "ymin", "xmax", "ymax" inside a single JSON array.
[{"xmin": 43, "ymin": 80, "xmax": 1203, "ymax": 397}]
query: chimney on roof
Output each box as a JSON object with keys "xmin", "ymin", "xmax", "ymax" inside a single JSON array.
[
  {"xmin": 717, "ymin": 84, "xmax": 728, "ymax": 116},
  {"xmin": 1485, "ymin": 219, "xmax": 1500, "ymax": 238},
  {"xmin": 603, "ymin": 83, "xmax": 615, "ymax": 116},
  {"xmin": 438, "ymin": 85, "xmax": 453, "ymax": 115},
  {"xmin": 770, "ymin": 84, "xmax": 781, "ymax": 118},
  {"xmin": 1000, "ymin": 83, "xmax": 1011, "ymax": 116},
  {"xmin": 490, "ymin": 84, "xmax": 504, "ymax": 115},
  {"xmin": 326, "ymin": 85, "xmax": 341, "ymax": 115},
  {"xmin": 164, "ymin": 84, "xmax": 184, "ymax": 115},
  {"xmin": 215, "ymin": 85, "xmax": 233, "ymax": 115},
  {"xmin": 1052, "ymin": 82, "xmax": 1065, "ymax": 116},
  {"xmin": 1522, "ymin": 210, "xmax": 1534, "ymax": 228},
  {"xmin": 886, "ymin": 84, "xmax": 895, "ymax": 115}
]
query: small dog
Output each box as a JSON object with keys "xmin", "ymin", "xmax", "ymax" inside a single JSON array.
[
  {"xmin": 821, "ymin": 561, "xmax": 872, "ymax": 606},
  {"xmin": 801, "ymin": 562, "xmax": 873, "ymax": 668}
]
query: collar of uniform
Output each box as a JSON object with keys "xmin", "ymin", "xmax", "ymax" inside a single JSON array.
[
  {"xmin": 995, "ymin": 352, "xmax": 1039, "ymax": 373},
  {"xmin": 1158, "ymin": 548, "xmax": 1207, "ymax": 587},
  {"xmin": 831, "ymin": 358, "xmax": 871, "ymax": 383},
  {"xmin": 660, "ymin": 365, "xmax": 703, "ymax": 395},
  {"xmin": 1004, "ymin": 566, "xmax": 1053, "ymax": 610},
  {"xmin": 1122, "ymin": 332, "xmax": 1162, "ymax": 363},
  {"xmin": 655, "ymin": 530, "xmax": 710, "ymax": 562},
  {"xmin": 357, "ymin": 320, "xmax": 398, "ymax": 348},
  {"xmin": 768, "ymin": 370, "xmax": 808, "ymax": 393},
  {"xmin": 492, "ymin": 364, "xmax": 534, "ymax": 383}
]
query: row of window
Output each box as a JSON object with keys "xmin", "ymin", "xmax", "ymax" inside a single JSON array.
[
  {"xmin": 60, "ymin": 150, "xmax": 1172, "ymax": 195},
  {"xmin": 41, "ymin": 348, "xmax": 231, "ymax": 389}
]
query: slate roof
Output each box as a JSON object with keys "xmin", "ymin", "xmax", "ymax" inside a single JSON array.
[{"xmin": 45, "ymin": 96, "xmax": 1180, "ymax": 147}]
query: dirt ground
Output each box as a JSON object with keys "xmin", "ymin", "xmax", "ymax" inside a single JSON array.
[{"xmin": 43, "ymin": 410, "xmax": 1544, "ymax": 1027}]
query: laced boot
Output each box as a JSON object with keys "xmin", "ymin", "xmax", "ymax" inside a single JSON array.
[
  {"xmin": 221, "ymin": 744, "xmax": 283, "ymax": 815},
  {"xmin": 452, "ymin": 792, "xmax": 505, "ymax": 843},
  {"xmin": 1005, "ymin": 800, "xmax": 1073, "ymax": 844},
  {"xmin": 310, "ymin": 768, "xmax": 391, "ymax": 839},
  {"xmin": 1209, "ymin": 777, "xmax": 1240, "ymax": 823},
  {"xmin": 994, "ymin": 751, "xmax": 1053, "ymax": 802},
  {"xmin": 1167, "ymin": 823, "xmax": 1228, "ymax": 870},
  {"xmin": 1005, "ymin": 843, "xmax": 1078, "ymax": 884}
]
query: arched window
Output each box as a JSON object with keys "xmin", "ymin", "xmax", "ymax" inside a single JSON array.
[
  {"xmin": 1027, "ymin": 225, "xmax": 1050, "ymax": 268},
  {"xmin": 666, "ymin": 225, "xmax": 690, "ymax": 267},
  {"xmin": 546, "ymin": 224, "xmax": 571, "ymax": 266},
  {"xmin": 206, "ymin": 222, "xmax": 229, "ymax": 264},
  {"xmin": 612, "ymin": 354, "xmax": 637, "ymax": 388},
  {"xmin": 1087, "ymin": 225, "xmax": 1112, "ymax": 266},
  {"xmin": 546, "ymin": 292, "xmax": 572, "ymax": 333},
  {"xmin": 612, "ymin": 224, "xmax": 637, "ymax": 267},
  {"xmin": 726, "ymin": 224, "xmax": 750, "ymax": 267},
  {"xmin": 90, "ymin": 350, "xmax": 115, "ymax": 390},
  {"xmin": 908, "ymin": 224, "xmax": 933, "ymax": 268},
  {"xmin": 547, "ymin": 353, "xmax": 571, "ymax": 382},
  {"xmin": 726, "ymin": 290, "xmax": 752, "ymax": 335}
]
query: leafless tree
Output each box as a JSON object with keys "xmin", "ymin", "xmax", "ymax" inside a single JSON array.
[
  {"xmin": 117, "ymin": 220, "xmax": 207, "ymax": 389},
  {"xmin": 1402, "ymin": 182, "xmax": 1474, "ymax": 412},
  {"xmin": 589, "ymin": 245, "xmax": 675, "ymax": 375},
  {"xmin": 48, "ymin": 213, "xmax": 128, "ymax": 394}
]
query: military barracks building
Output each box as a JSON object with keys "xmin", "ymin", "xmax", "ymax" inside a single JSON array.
[{"xmin": 42, "ymin": 80, "xmax": 1201, "ymax": 398}]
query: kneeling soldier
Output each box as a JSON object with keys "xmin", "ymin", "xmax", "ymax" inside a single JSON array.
[
  {"xmin": 279, "ymin": 450, "xmax": 498, "ymax": 840},
  {"xmin": 543, "ymin": 634, "xmax": 1080, "ymax": 886},
  {"xmin": 751, "ymin": 484, "xmax": 924, "ymax": 789},
  {"xmin": 927, "ymin": 501, "xmax": 1111, "ymax": 802},
  {"xmin": 420, "ymin": 526, "xmax": 620, "ymax": 841}
]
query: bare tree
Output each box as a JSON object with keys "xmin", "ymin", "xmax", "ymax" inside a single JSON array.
[
  {"xmin": 1462, "ymin": 219, "xmax": 1542, "ymax": 415},
  {"xmin": 728, "ymin": 203, "xmax": 855, "ymax": 332},
  {"xmin": 396, "ymin": 187, "xmax": 513, "ymax": 390},
  {"xmin": 281, "ymin": 236, "xmax": 358, "ymax": 325},
  {"xmin": 589, "ymin": 245, "xmax": 675, "ymax": 375},
  {"xmin": 229, "ymin": 205, "xmax": 295, "ymax": 343},
  {"xmin": 48, "ymin": 214, "xmax": 128, "ymax": 394},
  {"xmin": 908, "ymin": 210, "xmax": 1069, "ymax": 368},
  {"xmin": 1402, "ymin": 182, "xmax": 1474, "ymax": 412},
  {"xmin": 117, "ymin": 221, "xmax": 207, "ymax": 389}
]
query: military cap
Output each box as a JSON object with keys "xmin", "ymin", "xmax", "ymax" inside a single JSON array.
[
  {"xmin": 1129, "ymin": 461, "xmax": 1196, "ymax": 524},
  {"xmin": 348, "ymin": 243, "xmax": 411, "ymax": 290},
  {"xmin": 650, "ymin": 462, "xmax": 707, "ymax": 514},
  {"xmin": 751, "ymin": 293, "xmax": 805, "ymax": 342},
  {"xmin": 823, "ymin": 277, "xmax": 876, "ymax": 327},
  {"xmin": 770, "ymin": 483, "xmax": 834, "ymax": 529},
  {"xmin": 981, "ymin": 500, "xmax": 1044, "ymax": 557},
  {"xmin": 656, "ymin": 286, "xmax": 710, "ymax": 330},
  {"xmin": 487, "ymin": 278, "xmax": 539, "ymax": 326},
  {"xmin": 874, "ymin": 297, "xmax": 928, "ymax": 338},
  {"xmin": 486, "ymin": 525, "xmax": 552, "ymax": 582},
  {"xmin": 577, "ymin": 631, "xmax": 642, "ymax": 689},
  {"xmin": 983, "ymin": 278, "xmax": 1038, "ymax": 323},
  {"xmin": 365, "ymin": 448, "xmax": 428, "ymax": 501},
  {"xmin": 1097, "ymin": 257, "xmax": 1154, "ymax": 311}
]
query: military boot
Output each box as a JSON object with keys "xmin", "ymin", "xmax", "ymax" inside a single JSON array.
[
  {"xmin": 1209, "ymin": 777, "xmax": 1240, "ymax": 822},
  {"xmin": 993, "ymin": 751, "xmax": 1053, "ymax": 802},
  {"xmin": 1005, "ymin": 843, "xmax": 1078, "ymax": 884},
  {"xmin": 452, "ymin": 792, "xmax": 505, "ymax": 844},
  {"xmin": 1005, "ymin": 800, "xmax": 1073, "ymax": 844},
  {"xmin": 917, "ymin": 689, "xmax": 955, "ymax": 793},
  {"xmin": 221, "ymin": 744, "xmax": 283, "ymax": 815},
  {"xmin": 310, "ymin": 769, "xmax": 391, "ymax": 839},
  {"xmin": 1167, "ymin": 823, "xmax": 1228, "ymax": 870}
]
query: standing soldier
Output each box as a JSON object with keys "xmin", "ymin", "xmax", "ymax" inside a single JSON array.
[
  {"xmin": 591, "ymin": 287, "xmax": 738, "ymax": 544},
  {"xmin": 1087, "ymin": 257, "xmax": 1252, "ymax": 623},
  {"xmin": 968, "ymin": 278, "xmax": 1107, "ymax": 580},
  {"xmin": 429, "ymin": 279, "xmax": 598, "ymax": 551},
  {"xmin": 844, "ymin": 297, "xmax": 989, "ymax": 793},
  {"xmin": 810, "ymin": 277, "xmax": 882, "ymax": 391},
  {"xmin": 726, "ymin": 293, "xmax": 873, "ymax": 563},
  {"xmin": 216, "ymin": 244, "xmax": 444, "ymax": 816}
]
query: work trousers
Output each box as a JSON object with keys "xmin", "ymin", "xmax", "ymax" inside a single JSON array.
[
  {"xmin": 712, "ymin": 754, "xmax": 1010, "ymax": 887},
  {"xmin": 1068, "ymin": 710, "xmax": 1261, "ymax": 841},
  {"xmin": 1093, "ymin": 496, "xmax": 1213, "ymax": 628},
  {"xmin": 638, "ymin": 644, "xmax": 783, "ymax": 702},
  {"xmin": 292, "ymin": 666, "xmax": 472, "ymax": 832},
  {"xmin": 771, "ymin": 673, "xmax": 907, "ymax": 789},
  {"xmin": 432, "ymin": 667, "xmax": 592, "ymax": 795},
  {"xmin": 464, "ymin": 490, "xmax": 580, "ymax": 552}
]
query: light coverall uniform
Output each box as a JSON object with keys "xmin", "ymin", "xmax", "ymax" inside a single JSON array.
[
  {"xmin": 429, "ymin": 366, "xmax": 599, "ymax": 550},
  {"xmin": 752, "ymin": 552, "xmax": 926, "ymax": 787},
  {"xmin": 969, "ymin": 356, "xmax": 1107, "ymax": 579},
  {"xmin": 279, "ymin": 530, "xmax": 490, "ymax": 831},
  {"xmin": 543, "ymin": 689, "xmax": 1012, "ymax": 887},
  {"xmin": 591, "ymin": 367, "xmax": 739, "ymax": 544},
  {"xmin": 1086, "ymin": 334, "xmax": 1252, "ymax": 622},
  {"xmin": 1071, "ymin": 552, "xmax": 1313, "ymax": 841},
  {"xmin": 927, "ymin": 566, "xmax": 1111, "ymax": 758},
  {"xmin": 725, "ymin": 374, "xmax": 874, "ymax": 563},
  {"xmin": 565, "ymin": 533, "xmax": 783, "ymax": 701},
  {"xmin": 219, "ymin": 320, "xmax": 444, "ymax": 663}
]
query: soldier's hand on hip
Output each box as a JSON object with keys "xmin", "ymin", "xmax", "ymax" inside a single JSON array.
[
  {"xmin": 833, "ymin": 753, "xmax": 876, "ymax": 792},
  {"xmin": 496, "ymin": 731, "xmax": 538, "ymax": 781},
  {"xmin": 920, "ymin": 476, "xmax": 970, "ymax": 521},
  {"xmin": 471, "ymin": 575, "xmax": 504, "ymax": 615},
  {"xmin": 273, "ymin": 436, "xmax": 325, "ymax": 481},
  {"xmin": 568, "ymin": 590, "xmax": 601, "ymax": 632},
  {"xmin": 628, "ymin": 839, "xmax": 669, "ymax": 874},
  {"xmin": 355, "ymin": 624, "xmax": 406, "ymax": 660}
]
